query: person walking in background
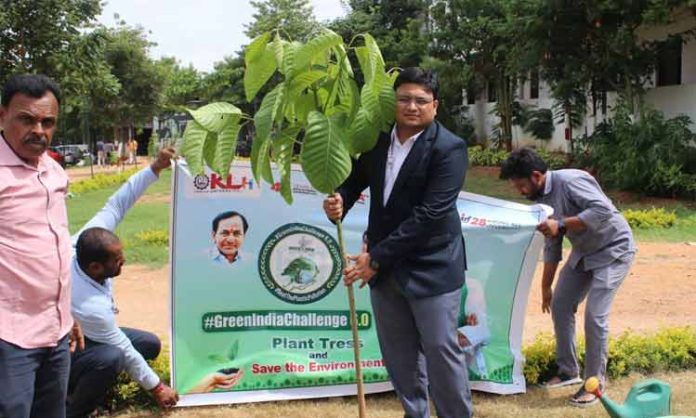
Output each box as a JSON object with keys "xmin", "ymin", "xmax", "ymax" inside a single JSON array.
[
  {"xmin": 104, "ymin": 141, "xmax": 114, "ymax": 166},
  {"xmin": 96, "ymin": 139, "xmax": 105, "ymax": 167},
  {"xmin": 500, "ymin": 148, "xmax": 635, "ymax": 407},
  {"xmin": 0, "ymin": 74, "xmax": 84, "ymax": 418},
  {"xmin": 128, "ymin": 137, "xmax": 138, "ymax": 165}
]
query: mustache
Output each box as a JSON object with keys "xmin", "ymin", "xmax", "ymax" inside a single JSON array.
[{"xmin": 23, "ymin": 135, "xmax": 47, "ymax": 144}]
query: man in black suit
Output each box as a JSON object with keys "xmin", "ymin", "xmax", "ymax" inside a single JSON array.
[{"xmin": 323, "ymin": 67, "xmax": 472, "ymax": 418}]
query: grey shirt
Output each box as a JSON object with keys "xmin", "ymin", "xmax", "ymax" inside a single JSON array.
[{"xmin": 538, "ymin": 169, "xmax": 635, "ymax": 270}]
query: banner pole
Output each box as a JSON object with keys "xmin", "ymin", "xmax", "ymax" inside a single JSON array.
[{"xmin": 336, "ymin": 219, "xmax": 367, "ymax": 418}]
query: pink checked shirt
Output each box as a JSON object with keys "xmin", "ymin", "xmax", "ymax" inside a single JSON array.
[{"xmin": 0, "ymin": 135, "xmax": 73, "ymax": 349}]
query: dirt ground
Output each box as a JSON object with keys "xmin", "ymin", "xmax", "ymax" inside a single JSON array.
[{"xmin": 111, "ymin": 242, "xmax": 696, "ymax": 344}]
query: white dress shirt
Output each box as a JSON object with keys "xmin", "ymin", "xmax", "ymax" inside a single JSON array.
[
  {"xmin": 383, "ymin": 126, "xmax": 423, "ymax": 204},
  {"xmin": 71, "ymin": 167, "xmax": 160, "ymax": 390}
]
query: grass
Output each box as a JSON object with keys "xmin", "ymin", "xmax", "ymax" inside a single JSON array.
[
  {"xmin": 111, "ymin": 369, "xmax": 696, "ymax": 417},
  {"xmin": 67, "ymin": 170, "xmax": 172, "ymax": 267},
  {"xmin": 66, "ymin": 166, "xmax": 695, "ymax": 270}
]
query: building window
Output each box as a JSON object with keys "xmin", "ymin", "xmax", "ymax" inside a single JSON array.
[
  {"xmin": 530, "ymin": 70, "xmax": 539, "ymax": 99},
  {"xmin": 487, "ymin": 80, "xmax": 496, "ymax": 103},
  {"xmin": 656, "ymin": 37, "xmax": 682, "ymax": 86}
]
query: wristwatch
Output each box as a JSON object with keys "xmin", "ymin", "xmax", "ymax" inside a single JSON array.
[
  {"xmin": 369, "ymin": 258, "xmax": 380, "ymax": 272},
  {"xmin": 557, "ymin": 218, "xmax": 567, "ymax": 235}
]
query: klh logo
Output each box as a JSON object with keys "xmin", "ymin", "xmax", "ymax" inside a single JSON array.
[{"xmin": 193, "ymin": 173, "xmax": 255, "ymax": 191}]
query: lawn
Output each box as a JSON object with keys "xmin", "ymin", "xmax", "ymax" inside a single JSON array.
[
  {"xmin": 112, "ymin": 370, "xmax": 696, "ymax": 417},
  {"xmin": 67, "ymin": 170, "xmax": 172, "ymax": 267},
  {"xmin": 67, "ymin": 166, "xmax": 696, "ymax": 269}
]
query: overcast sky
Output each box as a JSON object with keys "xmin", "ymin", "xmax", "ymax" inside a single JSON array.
[{"xmin": 97, "ymin": 0, "xmax": 348, "ymax": 72}]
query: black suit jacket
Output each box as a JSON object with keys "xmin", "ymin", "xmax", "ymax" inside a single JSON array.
[{"xmin": 338, "ymin": 121, "xmax": 468, "ymax": 298}]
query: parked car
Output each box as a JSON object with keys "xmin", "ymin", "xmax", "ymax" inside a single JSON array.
[
  {"xmin": 53, "ymin": 145, "xmax": 84, "ymax": 165},
  {"xmin": 48, "ymin": 147, "xmax": 66, "ymax": 168}
]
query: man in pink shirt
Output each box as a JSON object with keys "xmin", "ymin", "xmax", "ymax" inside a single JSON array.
[{"xmin": 0, "ymin": 74, "xmax": 83, "ymax": 418}]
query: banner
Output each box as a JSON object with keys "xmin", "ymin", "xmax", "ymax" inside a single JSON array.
[{"xmin": 170, "ymin": 162, "xmax": 550, "ymax": 406}]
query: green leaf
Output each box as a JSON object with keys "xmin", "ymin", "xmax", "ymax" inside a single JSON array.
[
  {"xmin": 354, "ymin": 46, "xmax": 373, "ymax": 84},
  {"xmin": 301, "ymin": 111, "xmax": 352, "ymax": 194},
  {"xmin": 273, "ymin": 124, "xmax": 301, "ymax": 204},
  {"xmin": 293, "ymin": 93, "xmax": 315, "ymax": 125},
  {"xmin": 360, "ymin": 83, "xmax": 381, "ymax": 123},
  {"xmin": 271, "ymin": 35, "xmax": 287, "ymax": 71},
  {"xmin": 287, "ymin": 70, "xmax": 328, "ymax": 101},
  {"xmin": 251, "ymin": 132, "xmax": 273, "ymax": 185},
  {"xmin": 291, "ymin": 30, "xmax": 342, "ymax": 77},
  {"xmin": 254, "ymin": 85, "xmax": 283, "ymax": 143},
  {"xmin": 355, "ymin": 34, "xmax": 386, "ymax": 86},
  {"xmin": 363, "ymin": 33, "xmax": 386, "ymax": 71},
  {"xmin": 348, "ymin": 107, "xmax": 381, "ymax": 155},
  {"xmin": 337, "ymin": 76, "xmax": 360, "ymax": 121},
  {"xmin": 335, "ymin": 44, "xmax": 354, "ymax": 79},
  {"xmin": 246, "ymin": 32, "xmax": 271, "ymax": 63},
  {"xmin": 181, "ymin": 120, "xmax": 208, "ymax": 175},
  {"xmin": 203, "ymin": 132, "xmax": 218, "ymax": 170},
  {"xmin": 213, "ymin": 121, "xmax": 242, "ymax": 175},
  {"xmin": 244, "ymin": 33, "xmax": 278, "ymax": 102},
  {"xmin": 282, "ymin": 41, "xmax": 302, "ymax": 76},
  {"xmin": 378, "ymin": 74, "xmax": 396, "ymax": 131},
  {"xmin": 189, "ymin": 102, "xmax": 242, "ymax": 132}
]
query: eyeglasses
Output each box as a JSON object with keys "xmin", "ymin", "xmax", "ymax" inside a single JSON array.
[{"xmin": 396, "ymin": 96, "xmax": 434, "ymax": 108}]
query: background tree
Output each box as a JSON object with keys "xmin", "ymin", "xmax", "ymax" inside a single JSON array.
[
  {"xmin": 430, "ymin": 0, "xmax": 537, "ymax": 151},
  {"xmin": 523, "ymin": 0, "xmax": 696, "ymax": 151},
  {"xmin": 90, "ymin": 25, "xmax": 165, "ymax": 141},
  {"xmin": 332, "ymin": 0, "xmax": 429, "ymax": 68},
  {"xmin": 159, "ymin": 58, "xmax": 205, "ymax": 112},
  {"xmin": 245, "ymin": 0, "xmax": 319, "ymax": 40},
  {"xmin": 331, "ymin": 1, "xmax": 478, "ymax": 142},
  {"xmin": 0, "ymin": 0, "xmax": 102, "ymax": 86}
]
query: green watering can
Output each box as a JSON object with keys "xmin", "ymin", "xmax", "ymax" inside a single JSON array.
[{"xmin": 585, "ymin": 376, "xmax": 694, "ymax": 418}]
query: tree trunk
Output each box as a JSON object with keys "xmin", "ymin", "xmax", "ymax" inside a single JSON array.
[
  {"xmin": 497, "ymin": 75, "xmax": 514, "ymax": 151},
  {"xmin": 564, "ymin": 101, "xmax": 573, "ymax": 154}
]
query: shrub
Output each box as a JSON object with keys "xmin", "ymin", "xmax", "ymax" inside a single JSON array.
[
  {"xmin": 535, "ymin": 148, "xmax": 567, "ymax": 170},
  {"xmin": 109, "ymin": 151, "xmax": 120, "ymax": 165},
  {"xmin": 106, "ymin": 347, "xmax": 170, "ymax": 411},
  {"xmin": 70, "ymin": 169, "xmax": 139, "ymax": 196},
  {"xmin": 523, "ymin": 327, "xmax": 696, "ymax": 385},
  {"xmin": 135, "ymin": 229, "xmax": 169, "ymax": 246},
  {"xmin": 469, "ymin": 145, "xmax": 568, "ymax": 170},
  {"xmin": 623, "ymin": 208, "xmax": 677, "ymax": 229},
  {"xmin": 575, "ymin": 104, "xmax": 696, "ymax": 199},
  {"xmin": 469, "ymin": 145, "xmax": 510, "ymax": 167}
]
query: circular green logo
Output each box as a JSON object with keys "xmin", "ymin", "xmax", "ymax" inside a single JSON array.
[{"xmin": 259, "ymin": 223, "xmax": 342, "ymax": 304}]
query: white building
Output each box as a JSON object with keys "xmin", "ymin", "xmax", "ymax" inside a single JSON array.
[{"xmin": 464, "ymin": 8, "xmax": 696, "ymax": 152}]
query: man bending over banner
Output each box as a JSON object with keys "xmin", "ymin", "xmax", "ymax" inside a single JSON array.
[
  {"xmin": 67, "ymin": 148, "xmax": 179, "ymax": 417},
  {"xmin": 323, "ymin": 67, "xmax": 472, "ymax": 418},
  {"xmin": 500, "ymin": 148, "xmax": 635, "ymax": 407}
]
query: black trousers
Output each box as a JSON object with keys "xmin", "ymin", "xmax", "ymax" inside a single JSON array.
[
  {"xmin": 0, "ymin": 335, "xmax": 70, "ymax": 418},
  {"xmin": 66, "ymin": 327, "xmax": 161, "ymax": 418}
]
